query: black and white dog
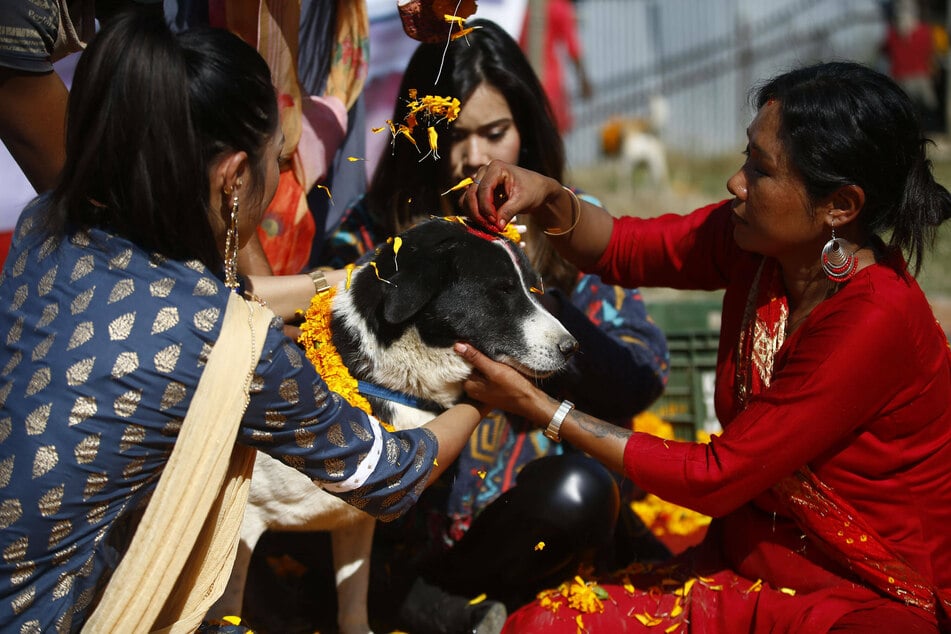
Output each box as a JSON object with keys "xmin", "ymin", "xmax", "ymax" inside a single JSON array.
[{"xmin": 210, "ymin": 218, "xmax": 578, "ymax": 634}]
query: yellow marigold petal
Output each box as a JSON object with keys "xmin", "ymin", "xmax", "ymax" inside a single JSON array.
[
  {"xmin": 315, "ymin": 184, "xmax": 333, "ymax": 202},
  {"xmin": 665, "ymin": 624, "xmax": 681, "ymax": 633},
  {"xmin": 477, "ymin": 469, "xmax": 487, "ymax": 479},
  {"xmin": 450, "ymin": 26, "xmax": 477, "ymax": 40},
  {"xmin": 468, "ymin": 593, "xmax": 487, "ymax": 605},
  {"xmin": 746, "ymin": 579, "xmax": 763, "ymax": 593},
  {"xmin": 779, "ymin": 587, "xmax": 797, "ymax": 596},
  {"xmin": 669, "ymin": 603, "xmax": 683, "ymax": 617},
  {"xmin": 344, "ymin": 263, "xmax": 356, "ymax": 289},
  {"xmin": 371, "ymin": 126, "xmax": 385, "ymax": 133},
  {"xmin": 347, "ymin": 156, "xmax": 365, "ymax": 162},
  {"xmin": 634, "ymin": 612, "xmax": 664, "ymax": 626},
  {"xmin": 399, "ymin": 126, "xmax": 418, "ymax": 147},
  {"xmin": 622, "ymin": 577, "xmax": 636, "ymax": 595},
  {"xmin": 534, "ymin": 541, "xmax": 546, "ymax": 551},
  {"xmin": 444, "ymin": 14, "xmax": 466, "ymax": 25},
  {"xmin": 499, "ymin": 222, "xmax": 522, "ymax": 244},
  {"xmin": 367, "ymin": 261, "xmax": 393, "ymax": 285},
  {"xmin": 222, "ymin": 616, "xmax": 243, "ymax": 625},
  {"xmin": 442, "ymin": 177, "xmax": 473, "ymax": 195},
  {"xmin": 678, "ymin": 578, "xmax": 696, "ymax": 597},
  {"xmin": 433, "ymin": 458, "xmax": 438, "ymax": 466}
]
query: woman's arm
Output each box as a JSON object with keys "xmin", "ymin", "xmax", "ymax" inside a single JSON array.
[
  {"xmin": 245, "ymin": 269, "xmax": 350, "ymax": 320},
  {"xmin": 423, "ymin": 400, "xmax": 492, "ymax": 484},
  {"xmin": 453, "ymin": 342, "xmax": 630, "ymax": 474}
]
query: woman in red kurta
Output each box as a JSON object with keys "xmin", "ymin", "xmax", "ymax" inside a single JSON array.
[{"xmin": 453, "ymin": 61, "xmax": 951, "ymax": 632}]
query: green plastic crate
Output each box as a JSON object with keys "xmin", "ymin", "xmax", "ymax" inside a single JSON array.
[{"xmin": 645, "ymin": 297, "xmax": 724, "ymax": 441}]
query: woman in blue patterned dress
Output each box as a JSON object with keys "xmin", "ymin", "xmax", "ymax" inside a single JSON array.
[
  {"xmin": 312, "ymin": 20, "xmax": 672, "ymax": 632},
  {"xmin": 0, "ymin": 11, "xmax": 495, "ymax": 632}
]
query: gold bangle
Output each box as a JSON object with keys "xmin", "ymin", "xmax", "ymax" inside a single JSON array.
[
  {"xmin": 308, "ymin": 269, "xmax": 332, "ymax": 295},
  {"xmin": 542, "ymin": 186, "xmax": 582, "ymax": 237}
]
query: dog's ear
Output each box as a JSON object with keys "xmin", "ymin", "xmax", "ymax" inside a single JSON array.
[{"xmin": 381, "ymin": 262, "xmax": 444, "ymax": 323}]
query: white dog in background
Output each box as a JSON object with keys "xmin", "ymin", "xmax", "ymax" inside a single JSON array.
[{"xmin": 601, "ymin": 95, "xmax": 670, "ymax": 189}]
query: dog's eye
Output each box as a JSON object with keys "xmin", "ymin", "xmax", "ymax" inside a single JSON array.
[{"xmin": 496, "ymin": 280, "xmax": 517, "ymax": 295}]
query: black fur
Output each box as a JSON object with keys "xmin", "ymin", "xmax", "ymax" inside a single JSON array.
[{"xmin": 330, "ymin": 219, "xmax": 559, "ymax": 420}]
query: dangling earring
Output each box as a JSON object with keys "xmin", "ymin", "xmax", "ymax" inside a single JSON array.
[
  {"xmin": 223, "ymin": 179, "xmax": 241, "ymax": 290},
  {"xmin": 821, "ymin": 222, "xmax": 856, "ymax": 283}
]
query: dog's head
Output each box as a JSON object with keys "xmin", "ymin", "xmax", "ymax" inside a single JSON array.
[{"xmin": 331, "ymin": 218, "xmax": 578, "ymax": 406}]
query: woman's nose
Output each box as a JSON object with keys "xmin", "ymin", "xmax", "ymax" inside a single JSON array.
[
  {"xmin": 727, "ymin": 169, "xmax": 747, "ymax": 199},
  {"xmin": 463, "ymin": 136, "xmax": 487, "ymax": 169}
]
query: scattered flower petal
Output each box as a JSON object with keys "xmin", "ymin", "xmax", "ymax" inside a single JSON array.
[
  {"xmin": 442, "ymin": 177, "xmax": 474, "ymax": 195},
  {"xmin": 634, "ymin": 612, "xmax": 664, "ymax": 626},
  {"xmin": 315, "ymin": 184, "xmax": 333, "ymax": 204}
]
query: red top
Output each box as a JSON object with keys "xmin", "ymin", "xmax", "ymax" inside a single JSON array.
[
  {"xmin": 885, "ymin": 23, "xmax": 934, "ymax": 79},
  {"xmin": 600, "ymin": 200, "xmax": 951, "ymax": 622}
]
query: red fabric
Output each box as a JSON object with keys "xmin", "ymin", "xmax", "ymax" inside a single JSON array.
[
  {"xmin": 256, "ymin": 168, "xmax": 316, "ymax": 275},
  {"xmin": 506, "ymin": 201, "xmax": 951, "ymax": 632},
  {"xmin": 519, "ymin": 0, "xmax": 584, "ymax": 133},
  {"xmin": 885, "ymin": 24, "xmax": 934, "ymax": 79},
  {"xmin": 0, "ymin": 230, "xmax": 10, "ymax": 270}
]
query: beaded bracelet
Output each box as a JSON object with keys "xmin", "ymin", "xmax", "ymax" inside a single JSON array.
[{"xmin": 542, "ymin": 186, "xmax": 583, "ymax": 237}]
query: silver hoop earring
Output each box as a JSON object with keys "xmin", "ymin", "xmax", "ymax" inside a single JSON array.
[{"xmin": 821, "ymin": 225, "xmax": 856, "ymax": 283}]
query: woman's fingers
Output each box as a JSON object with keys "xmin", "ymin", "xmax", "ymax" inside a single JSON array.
[
  {"xmin": 454, "ymin": 342, "xmax": 537, "ymax": 415},
  {"xmin": 463, "ymin": 161, "xmax": 518, "ymax": 229}
]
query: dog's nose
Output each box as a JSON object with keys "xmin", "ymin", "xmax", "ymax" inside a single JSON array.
[{"xmin": 558, "ymin": 336, "xmax": 579, "ymax": 359}]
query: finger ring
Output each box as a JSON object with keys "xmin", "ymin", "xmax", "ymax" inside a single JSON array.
[{"xmin": 471, "ymin": 178, "xmax": 480, "ymax": 185}]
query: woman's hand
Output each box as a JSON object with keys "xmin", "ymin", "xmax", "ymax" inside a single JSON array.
[
  {"xmin": 453, "ymin": 342, "xmax": 555, "ymax": 426},
  {"xmin": 462, "ymin": 160, "xmax": 565, "ymax": 231}
]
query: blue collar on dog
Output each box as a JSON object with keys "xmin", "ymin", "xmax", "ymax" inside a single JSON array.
[{"xmin": 356, "ymin": 380, "xmax": 445, "ymax": 415}]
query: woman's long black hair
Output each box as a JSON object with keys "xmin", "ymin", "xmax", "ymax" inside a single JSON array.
[
  {"xmin": 366, "ymin": 19, "xmax": 579, "ymax": 290},
  {"xmin": 43, "ymin": 9, "xmax": 278, "ymax": 271}
]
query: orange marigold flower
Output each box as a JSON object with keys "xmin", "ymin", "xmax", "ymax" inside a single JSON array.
[{"xmin": 298, "ymin": 288, "xmax": 374, "ymax": 417}]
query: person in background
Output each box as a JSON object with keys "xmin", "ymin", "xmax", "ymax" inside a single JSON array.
[
  {"xmin": 457, "ymin": 60, "xmax": 951, "ymax": 632},
  {"xmin": 0, "ymin": 11, "xmax": 497, "ymax": 632},
  {"xmin": 883, "ymin": 0, "xmax": 940, "ymax": 127},
  {"xmin": 519, "ymin": 0, "xmax": 593, "ymax": 134},
  {"xmin": 0, "ymin": 1, "xmax": 289, "ymax": 273},
  {"xmin": 316, "ymin": 19, "xmax": 670, "ymax": 634}
]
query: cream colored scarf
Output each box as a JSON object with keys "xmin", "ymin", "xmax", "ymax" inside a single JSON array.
[{"xmin": 83, "ymin": 293, "xmax": 273, "ymax": 633}]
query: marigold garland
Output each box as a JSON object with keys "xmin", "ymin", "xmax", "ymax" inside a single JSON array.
[{"xmin": 297, "ymin": 287, "xmax": 374, "ymax": 417}]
